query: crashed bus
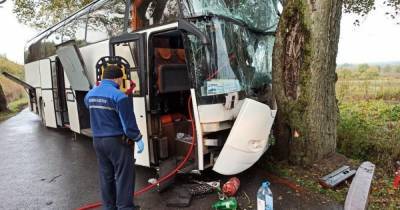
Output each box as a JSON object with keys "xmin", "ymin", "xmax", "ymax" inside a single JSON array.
[{"xmin": 21, "ymin": 0, "xmax": 279, "ymax": 177}]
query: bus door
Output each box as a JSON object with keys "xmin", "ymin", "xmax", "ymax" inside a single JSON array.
[
  {"xmin": 109, "ymin": 33, "xmax": 150, "ymax": 167},
  {"xmin": 56, "ymin": 42, "xmax": 91, "ymax": 133},
  {"xmin": 39, "ymin": 59, "xmax": 57, "ymax": 128}
]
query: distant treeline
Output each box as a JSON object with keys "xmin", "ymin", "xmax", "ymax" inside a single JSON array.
[{"xmin": 337, "ymin": 63, "xmax": 400, "ymax": 80}]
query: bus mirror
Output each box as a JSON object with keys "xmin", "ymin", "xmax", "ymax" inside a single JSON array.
[{"xmin": 178, "ymin": 19, "xmax": 210, "ymax": 45}]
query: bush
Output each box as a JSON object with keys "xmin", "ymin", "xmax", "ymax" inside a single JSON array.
[{"xmin": 337, "ymin": 101, "xmax": 400, "ymax": 171}]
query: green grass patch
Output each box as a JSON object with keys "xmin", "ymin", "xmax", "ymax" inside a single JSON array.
[
  {"xmin": 0, "ymin": 97, "xmax": 28, "ymax": 122},
  {"xmin": 336, "ymin": 100, "xmax": 400, "ymax": 209},
  {"xmin": 337, "ymin": 100, "xmax": 400, "ymax": 171}
]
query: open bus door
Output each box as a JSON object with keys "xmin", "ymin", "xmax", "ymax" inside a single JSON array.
[
  {"xmin": 109, "ymin": 33, "xmax": 150, "ymax": 167},
  {"xmin": 56, "ymin": 42, "xmax": 91, "ymax": 133},
  {"xmin": 39, "ymin": 59, "xmax": 57, "ymax": 128}
]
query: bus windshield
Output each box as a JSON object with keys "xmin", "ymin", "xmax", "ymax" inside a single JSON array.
[
  {"xmin": 183, "ymin": 0, "xmax": 279, "ymax": 99},
  {"xmin": 186, "ymin": 18, "xmax": 276, "ymax": 97},
  {"xmin": 180, "ymin": 0, "xmax": 279, "ymax": 33}
]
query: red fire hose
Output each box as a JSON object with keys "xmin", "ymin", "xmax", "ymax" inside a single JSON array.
[{"xmin": 76, "ymin": 97, "xmax": 196, "ymax": 210}]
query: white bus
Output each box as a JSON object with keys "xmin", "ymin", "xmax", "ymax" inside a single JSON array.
[{"xmin": 23, "ymin": 0, "xmax": 279, "ymax": 176}]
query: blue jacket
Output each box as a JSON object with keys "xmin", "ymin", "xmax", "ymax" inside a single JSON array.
[{"xmin": 84, "ymin": 80, "xmax": 142, "ymax": 141}]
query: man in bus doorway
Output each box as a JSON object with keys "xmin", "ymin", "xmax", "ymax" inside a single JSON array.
[{"xmin": 85, "ymin": 64, "xmax": 144, "ymax": 210}]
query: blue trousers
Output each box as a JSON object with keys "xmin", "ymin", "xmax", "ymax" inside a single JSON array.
[{"xmin": 93, "ymin": 136, "xmax": 136, "ymax": 210}]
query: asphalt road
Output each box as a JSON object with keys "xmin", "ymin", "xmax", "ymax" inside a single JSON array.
[{"xmin": 0, "ymin": 109, "xmax": 343, "ymax": 210}]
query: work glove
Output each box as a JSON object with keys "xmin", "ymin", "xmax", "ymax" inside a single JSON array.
[{"xmin": 136, "ymin": 138, "xmax": 144, "ymax": 154}]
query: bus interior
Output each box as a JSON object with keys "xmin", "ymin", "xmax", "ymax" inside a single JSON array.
[{"xmin": 112, "ymin": 29, "xmax": 197, "ymax": 176}]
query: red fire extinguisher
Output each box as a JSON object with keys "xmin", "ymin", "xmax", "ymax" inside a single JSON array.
[
  {"xmin": 222, "ymin": 177, "xmax": 240, "ymax": 196},
  {"xmin": 393, "ymin": 161, "xmax": 400, "ymax": 189}
]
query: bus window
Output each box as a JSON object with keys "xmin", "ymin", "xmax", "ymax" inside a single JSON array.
[
  {"xmin": 42, "ymin": 28, "xmax": 62, "ymax": 58},
  {"xmin": 114, "ymin": 41, "xmax": 141, "ymax": 95},
  {"xmin": 86, "ymin": 0, "xmax": 126, "ymax": 43},
  {"xmin": 26, "ymin": 37, "xmax": 45, "ymax": 63},
  {"xmin": 62, "ymin": 14, "xmax": 88, "ymax": 47},
  {"xmin": 129, "ymin": 0, "xmax": 180, "ymax": 32}
]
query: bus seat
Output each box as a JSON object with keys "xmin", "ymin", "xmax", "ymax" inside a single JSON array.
[
  {"xmin": 157, "ymin": 48, "xmax": 173, "ymax": 60},
  {"xmin": 176, "ymin": 49, "xmax": 186, "ymax": 63}
]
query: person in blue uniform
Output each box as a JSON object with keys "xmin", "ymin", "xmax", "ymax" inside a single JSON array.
[{"xmin": 85, "ymin": 64, "xmax": 144, "ymax": 210}]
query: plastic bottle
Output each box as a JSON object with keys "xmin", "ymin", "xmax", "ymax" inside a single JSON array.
[
  {"xmin": 222, "ymin": 177, "xmax": 240, "ymax": 196},
  {"xmin": 257, "ymin": 181, "xmax": 273, "ymax": 210},
  {"xmin": 212, "ymin": 197, "xmax": 238, "ymax": 210}
]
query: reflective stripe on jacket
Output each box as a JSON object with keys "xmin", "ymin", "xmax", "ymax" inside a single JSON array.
[{"xmin": 84, "ymin": 80, "xmax": 142, "ymax": 141}]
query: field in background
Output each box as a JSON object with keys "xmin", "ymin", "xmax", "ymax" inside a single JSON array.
[
  {"xmin": 337, "ymin": 63, "xmax": 400, "ymax": 102},
  {"xmin": 337, "ymin": 79, "xmax": 400, "ymax": 102}
]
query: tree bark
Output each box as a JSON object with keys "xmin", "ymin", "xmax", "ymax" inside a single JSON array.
[
  {"xmin": 0, "ymin": 83, "xmax": 8, "ymax": 112},
  {"xmin": 272, "ymin": 0, "xmax": 342, "ymax": 165}
]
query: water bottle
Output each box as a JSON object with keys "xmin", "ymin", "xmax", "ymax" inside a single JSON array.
[{"xmin": 257, "ymin": 181, "xmax": 273, "ymax": 210}]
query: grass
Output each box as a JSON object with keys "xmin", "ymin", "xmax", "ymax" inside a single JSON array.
[
  {"xmin": 264, "ymin": 72, "xmax": 400, "ymax": 209},
  {"xmin": 334, "ymin": 100, "xmax": 400, "ymax": 209},
  {"xmin": 0, "ymin": 56, "xmax": 24, "ymax": 78},
  {"xmin": 0, "ymin": 76, "xmax": 26, "ymax": 102},
  {"xmin": 0, "ymin": 97, "xmax": 28, "ymax": 122},
  {"xmin": 0, "ymin": 55, "xmax": 27, "ymax": 121},
  {"xmin": 337, "ymin": 101, "xmax": 400, "ymax": 171},
  {"xmin": 336, "ymin": 74, "xmax": 400, "ymax": 209}
]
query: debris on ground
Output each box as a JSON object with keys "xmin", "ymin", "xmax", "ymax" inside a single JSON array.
[
  {"xmin": 257, "ymin": 181, "xmax": 273, "ymax": 210},
  {"xmin": 212, "ymin": 197, "xmax": 238, "ymax": 210},
  {"xmin": 344, "ymin": 161, "xmax": 375, "ymax": 210},
  {"xmin": 222, "ymin": 177, "xmax": 240, "ymax": 196},
  {"xmin": 319, "ymin": 165, "xmax": 356, "ymax": 188},
  {"xmin": 188, "ymin": 180, "xmax": 220, "ymax": 197}
]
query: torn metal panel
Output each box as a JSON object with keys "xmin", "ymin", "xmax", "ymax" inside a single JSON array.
[
  {"xmin": 344, "ymin": 161, "xmax": 375, "ymax": 210},
  {"xmin": 319, "ymin": 165, "xmax": 356, "ymax": 188}
]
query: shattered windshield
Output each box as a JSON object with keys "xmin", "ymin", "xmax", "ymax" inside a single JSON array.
[
  {"xmin": 186, "ymin": 18, "xmax": 275, "ymax": 98},
  {"xmin": 180, "ymin": 0, "xmax": 279, "ymax": 33}
]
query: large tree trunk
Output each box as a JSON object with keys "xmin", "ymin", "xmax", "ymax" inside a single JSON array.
[
  {"xmin": 272, "ymin": 0, "xmax": 342, "ymax": 165},
  {"xmin": 0, "ymin": 83, "xmax": 8, "ymax": 112}
]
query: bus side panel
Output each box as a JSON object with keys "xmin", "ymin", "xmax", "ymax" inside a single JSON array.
[
  {"xmin": 133, "ymin": 97, "xmax": 150, "ymax": 167},
  {"xmin": 64, "ymin": 72, "xmax": 81, "ymax": 133},
  {"xmin": 24, "ymin": 62, "xmax": 41, "ymax": 113},
  {"xmin": 25, "ymin": 62, "xmax": 41, "ymax": 87},
  {"xmin": 79, "ymin": 40, "xmax": 109, "ymax": 85},
  {"xmin": 39, "ymin": 59, "xmax": 57, "ymax": 128}
]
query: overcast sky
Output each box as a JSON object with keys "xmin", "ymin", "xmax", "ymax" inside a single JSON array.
[{"xmin": 0, "ymin": 0, "xmax": 399, "ymax": 65}]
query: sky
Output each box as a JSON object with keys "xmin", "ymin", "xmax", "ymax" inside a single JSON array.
[{"xmin": 0, "ymin": 0, "xmax": 399, "ymax": 65}]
